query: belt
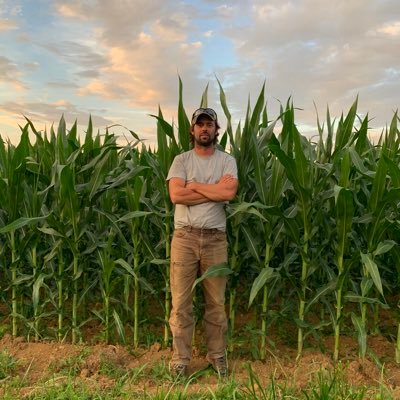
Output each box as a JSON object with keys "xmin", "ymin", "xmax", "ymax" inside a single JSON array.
[{"xmin": 181, "ymin": 226, "xmax": 222, "ymax": 234}]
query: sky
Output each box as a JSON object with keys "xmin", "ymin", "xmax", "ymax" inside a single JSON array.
[{"xmin": 0, "ymin": 0, "xmax": 399, "ymax": 146}]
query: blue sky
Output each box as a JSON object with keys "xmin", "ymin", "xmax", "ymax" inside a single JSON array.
[{"xmin": 1, "ymin": 0, "xmax": 399, "ymax": 145}]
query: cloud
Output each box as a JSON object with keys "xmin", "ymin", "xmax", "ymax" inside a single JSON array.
[
  {"xmin": 0, "ymin": 55, "xmax": 26, "ymax": 90},
  {"xmin": 215, "ymin": 5, "xmax": 236, "ymax": 18},
  {"xmin": 55, "ymin": 0, "xmax": 173, "ymax": 46},
  {"xmin": 0, "ymin": 18, "xmax": 17, "ymax": 30},
  {"xmin": 49, "ymin": 1, "xmax": 212, "ymax": 121},
  {"xmin": 47, "ymin": 80, "xmax": 79, "ymax": 89},
  {"xmin": 2, "ymin": 1, "xmax": 219, "ymax": 144},
  {"xmin": 43, "ymin": 40, "xmax": 107, "ymax": 69},
  {"xmin": 3, "ymin": 0, "xmax": 397, "ymax": 146},
  {"xmin": 376, "ymin": 21, "xmax": 400, "ymax": 36},
  {"xmin": 22, "ymin": 61, "xmax": 40, "ymax": 71},
  {"xmin": 78, "ymin": 38, "xmax": 203, "ymax": 108},
  {"xmin": 0, "ymin": 0, "xmax": 22, "ymax": 18},
  {"xmin": 56, "ymin": 3, "xmax": 88, "ymax": 20},
  {"xmin": 52, "ymin": 2, "xmax": 210, "ymax": 115},
  {"xmin": 0, "ymin": 99, "xmax": 112, "ymax": 129},
  {"xmin": 214, "ymin": 0, "xmax": 400, "ymax": 130},
  {"xmin": 75, "ymin": 69, "xmax": 100, "ymax": 79}
]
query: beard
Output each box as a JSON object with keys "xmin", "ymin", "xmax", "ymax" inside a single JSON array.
[{"xmin": 194, "ymin": 134, "xmax": 214, "ymax": 147}]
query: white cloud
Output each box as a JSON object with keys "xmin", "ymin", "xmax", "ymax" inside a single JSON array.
[
  {"xmin": 152, "ymin": 15, "xmax": 189, "ymax": 42},
  {"xmin": 215, "ymin": 0, "xmax": 400, "ymax": 131},
  {"xmin": 55, "ymin": 0, "xmax": 172, "ymax": 46},
  {"xmin": 51, "ymin": 1, "xmax": 209, "ymax": 120},
  {"xmin": 377, "ymin": 21, "xmax": 400, "ymax": 36},
  {"xmin": 56, "ymin": 3, "xmax": 88, "ymax": 20},
  {"xmin": 216, "ymin": 5, "xmax": 235, "ymax": 18}
]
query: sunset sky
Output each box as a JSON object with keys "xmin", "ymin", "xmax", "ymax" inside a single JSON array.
[{"xmin": 0, "ymin": 0, "xmax": 399, "ymax": 145}]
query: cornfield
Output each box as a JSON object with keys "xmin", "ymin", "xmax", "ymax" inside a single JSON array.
[{"xmin": 0, "ymin": 81, "xmax": 399, "ymax": 365}]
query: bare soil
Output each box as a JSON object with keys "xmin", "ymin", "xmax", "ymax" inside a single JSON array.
[{"xmin": 1, "ymin": 332, "xmax": 400, "ymax": 399}]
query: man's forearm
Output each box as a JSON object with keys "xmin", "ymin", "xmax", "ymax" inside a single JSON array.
[
  {"xmin": 170, "ymin": 186, "xmax": 209, "ymax": 205},
  {"xmin": 187, "ymin": 180, "xmax": 237, "ymax": 202}
]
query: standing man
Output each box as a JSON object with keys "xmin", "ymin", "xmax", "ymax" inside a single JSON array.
[{"xmin": 167, "ymin": 107, "xmax": 238, "ymax": 377}]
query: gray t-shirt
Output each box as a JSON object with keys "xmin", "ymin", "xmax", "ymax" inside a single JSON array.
[{"xmin": 167, "ymin": 149, "xmax": 237, "ymax": 231}]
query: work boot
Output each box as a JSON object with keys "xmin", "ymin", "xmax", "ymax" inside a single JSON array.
[
  {"xmin": 169, "ymin": 362, "xmax": 188, "ymax": 378},
  {"xmin": 209, "ymin": 356, "xmax": 228, "ymax": 377}
]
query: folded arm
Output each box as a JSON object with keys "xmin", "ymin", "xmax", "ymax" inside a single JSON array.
[
  {"xmin": 168, "ymin": 177, "xmax": 210, "ymax": 205},
  {"xmin": 186, "ymin": 174, "xmax": 238, "ymax": 202}
]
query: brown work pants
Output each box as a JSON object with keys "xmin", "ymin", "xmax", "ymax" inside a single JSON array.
[{"xmin": 169, "ymin": 227, "xmax": 228, "ymax": 365}]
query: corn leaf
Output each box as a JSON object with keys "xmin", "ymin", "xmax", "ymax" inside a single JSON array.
[
  {"xmin": 360, "ymin": 252, "xmax": 383, "ymax": 296},
  {"xmin": 373, "ymin": 240, "xmax": 396, "ymax": 257},
  {"xmin": 191, "ymin": 263, "xmax": 232, "ymax": 290},
  {"xmin": 0, "ymin": 216, "xmax": 48, "ymax": 234},
  {"xmin": 113, "ymin": 309, "xmax": 126, "ymax": 344},
  {"xmin": 351, "ymin": 312, "xmax": 367, "ymax": 358},
  {"xmin": 248, "ymin": 267, "xmax": 275, "ymax": 308}
]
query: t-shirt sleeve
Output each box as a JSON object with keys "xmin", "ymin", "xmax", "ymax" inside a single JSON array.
[
  {"xmin": 166, "ymin": 156, "xmax": 186, "ymax": 181},
  {"xmin": 224, "ymin": 156, "xmax": 238, "ymax": 179}
]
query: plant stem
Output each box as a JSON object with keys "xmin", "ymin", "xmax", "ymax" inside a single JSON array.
[
  {"xmin": 72, "ymin": 254, "xmax": 78, "ymax": 344},
  {"xmin": 11, "ymin": 230, "xmax": 17, "ymax": 338},
  {"xmin": 334, "ymin": 244, "xmax": 344, "ymax": 363},
  {"xmin": 228, "ymin": 288, "xmax": 236, "ymax": 353},
  {"xmin": 228, "ymin": 231, "xmax": 239, "ymax": 353},
  {"xmin": 105, "ymin": 295, "xmax": 109, "ymax": 344},
  {"xmin": 373, "ymin": 302, "xmax": 380, "ymax": 334},
  {"xmin": 32, "ymin": 245, "xmax": 39, "ymax": 341},
  {"xmin": 133, "ymin": 254, "xmax": 139, "ymax": 348},
  {"xmin": 260, "ymin": 241, "xmax": 272, "ymax": 359},
  {"xmin": 297, "ymin": 240, "xmax": 309, "ymax": 361},
  {"xmin": 334, "ymin": 287, "xmax": 342, "ymax": 362},
  {"xmin": 396, "ymin": 323, "xmax": 400, "ymax": 364},
  {"xmin": 124, "ymin": 275, "xmax": 130, "ymax": 314},
  {"xmin": 260, "ymin": 285, "xmax": 268, "ymax": 360},
  {"xmin": 57, "ymin": 249, "xmax": 64, "ymax": 342},
  {"xmin": 163, "ymin": 204, "xmax": 171, "ymax": 348}
]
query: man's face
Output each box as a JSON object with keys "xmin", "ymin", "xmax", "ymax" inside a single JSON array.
[{"xmin": 191, "ymin": 116, "xmax": 217, "ymax": 147}]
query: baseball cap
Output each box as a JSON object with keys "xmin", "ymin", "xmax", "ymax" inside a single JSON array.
[{"xmin": 191, "ymin": 108, "xmax": 218, "ymax": 125}]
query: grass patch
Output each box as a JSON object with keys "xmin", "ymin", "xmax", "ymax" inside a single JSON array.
[
  {"xmin": 0, "ymin": 350, "xmax": 18, "ymax": 379},
  {"xmin": 0, "ymin": 351, "xmax": 398, "ymax": 399},
  {"xmin": 49, "ymin": 348, "xmax": 91, "ymax": 376}
]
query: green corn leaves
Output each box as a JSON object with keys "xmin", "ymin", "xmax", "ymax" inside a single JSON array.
[
  {"xmin": 360, "ymin": 252, "xmax": 383, "ymax": 296},
  {"xmin": 191, "ymin": 263, "xmax": 233, "ymax": 291},
  {"xmin": 0, "ymin": 81, "xmax": 399, "ymax": 363}
]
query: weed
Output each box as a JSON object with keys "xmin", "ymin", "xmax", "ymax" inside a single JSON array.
[
  {"xmin": 0, "ymin": 350, "xmax": 17, "ymax": 379},
  {"xmin": 124, "ymin": 363, "xmax": 147, "ymax": 384},
  {"xmin": 0, "ymin": 324, "xmax": 9, "ymax": 339},
  {"xmin": 98, "ymin": 354, "xmax": 126, "ymax": 379},
  {"xmin": 301, "ymin": 369, "xmax": 366, "ymax": 400},
  {"xmin": 49, "ymin": 347, "xmax": 90, "ymax": 376}
]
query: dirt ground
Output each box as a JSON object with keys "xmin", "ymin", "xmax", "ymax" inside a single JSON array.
[{"xmin": 1, "ymin": 332, "xmax": 400, "ymax": 398}]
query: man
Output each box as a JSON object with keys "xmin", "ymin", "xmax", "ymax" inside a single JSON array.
[{"xmin": 167, "ymin": 107, "xmax": 238, "ymax": 377}]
